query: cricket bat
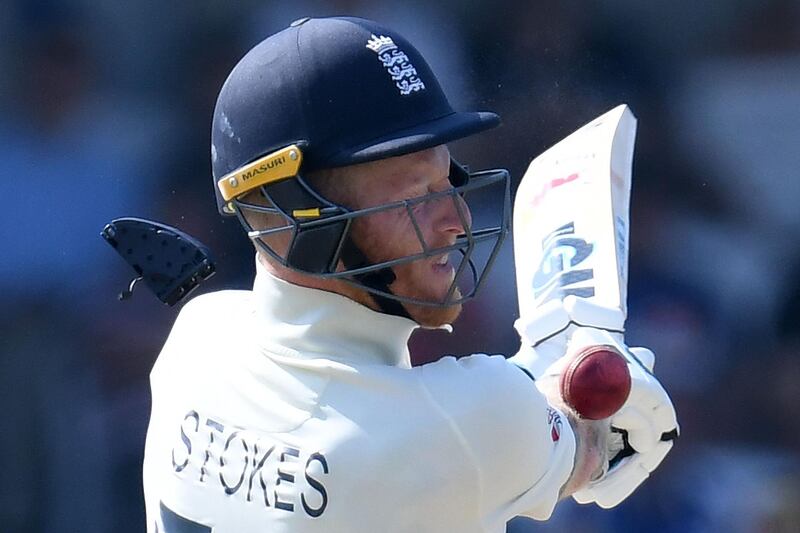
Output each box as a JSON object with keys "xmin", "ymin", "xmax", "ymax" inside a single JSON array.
[
  {"xmin": 513, "ymin": 105, "xmax": 637, "ymax": 401},
  {"xmin": 514, "ymin": 104, "xmax": 635, "ymax": 326}
]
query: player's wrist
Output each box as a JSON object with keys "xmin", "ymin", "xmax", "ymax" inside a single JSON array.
[{"xmin": 559, "ymin": 417, "xmax": 610, "ymax": 498}]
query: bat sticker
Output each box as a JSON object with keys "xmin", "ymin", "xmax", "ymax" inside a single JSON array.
[{"xmin": 532, "ymin": 222, "xmax": 595, "ymax": 303}]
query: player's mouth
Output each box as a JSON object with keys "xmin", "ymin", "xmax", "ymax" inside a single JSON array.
[{"xmin": 431, "ymin": 253, "xmax": 454, "ymax": 276}]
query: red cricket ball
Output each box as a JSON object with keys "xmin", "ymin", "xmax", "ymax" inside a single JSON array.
[{"xmin": 560, "ymin": 345, "xmax": 631, "ymax": 420}]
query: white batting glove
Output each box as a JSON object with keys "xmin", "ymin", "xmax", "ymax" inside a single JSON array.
[
  {"xmin": 512, "ymin": 297, "xmax": 679, "ymax": 508},
  {"xmin": 512, "ymin": 295, "xmax": 626, "ymax": 379},
  {"xmin": 573, "ymin": 345, "xmax": 678, "ymax": 508}
]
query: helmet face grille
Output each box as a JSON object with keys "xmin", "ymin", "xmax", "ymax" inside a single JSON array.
[{"xmin": 234, "ymin": 167, "xmax": 511, "ymax": 309}]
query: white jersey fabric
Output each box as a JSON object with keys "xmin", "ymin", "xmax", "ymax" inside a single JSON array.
[{"xmin": 143, "ymin": 261, "xmax": 576, "ymax": 533}]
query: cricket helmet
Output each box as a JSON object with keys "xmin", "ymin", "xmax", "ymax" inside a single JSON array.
[{"xmin": 211, "ymin": 16, "xmax": 510, "ymax": 318}]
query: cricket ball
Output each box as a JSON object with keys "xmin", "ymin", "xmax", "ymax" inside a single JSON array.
[{"xmin": 560, "ymin": 345, "xmax": 631, "ymax": 420}]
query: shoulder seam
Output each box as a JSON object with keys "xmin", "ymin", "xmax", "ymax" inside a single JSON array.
[{"xmin": 415, "ymin": 373, "xmax": 489, "ymax": 531}]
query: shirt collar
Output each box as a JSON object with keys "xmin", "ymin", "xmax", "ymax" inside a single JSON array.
[{"xmin": 251, "ymin": 259, "xmax": 419, "ymax": 368}]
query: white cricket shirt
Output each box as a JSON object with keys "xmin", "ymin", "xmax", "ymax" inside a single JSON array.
[{"xmin": 143, "ymin": 262, "xmax": 576, "ymax": 533}]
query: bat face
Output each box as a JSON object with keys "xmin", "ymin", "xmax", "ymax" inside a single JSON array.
[{"xmin": 514, "ymin": 105, "xmax": 637, "ymax": 323}]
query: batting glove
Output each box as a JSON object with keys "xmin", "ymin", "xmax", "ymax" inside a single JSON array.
[
  {"xmin": 512, "ymin": 297, "xmax": 679, "ymax": 508},
  {"xmin": 573, "ymin": 344, "xmax": 679, "ymax": 508},
  {"xmin": 512, "ymin": 295, "xmax": 627, "ymax": 379}
]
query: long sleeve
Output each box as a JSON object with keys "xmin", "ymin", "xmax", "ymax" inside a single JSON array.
[{"xmin": 418, "ymin": 354, "xmax": 575, "ymax": 524}]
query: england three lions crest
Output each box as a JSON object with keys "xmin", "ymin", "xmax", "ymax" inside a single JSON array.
[{"xmin": 366, "ymin": 34, "xmax": 426, "ymax": 96}]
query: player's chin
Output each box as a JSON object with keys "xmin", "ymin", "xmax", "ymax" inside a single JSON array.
[
  {"xmin": 392, "ymin": 263, "xmax": 463, "ymax": 326},
  {"xmin": 406, "ymin": 300, "xmax": 462, "ymax": 328},
  {"xmin": 407, "ymin": 283, "xmax": 463, "ymax": 327}
]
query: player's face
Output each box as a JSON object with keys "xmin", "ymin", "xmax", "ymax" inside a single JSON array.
[{"xmin": 344, "ymin": 145, "xmax": 471, "ymax": 327}]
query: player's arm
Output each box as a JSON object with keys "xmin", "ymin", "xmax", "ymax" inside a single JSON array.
[
  {"xmin": 418, "ymin": 354, "xmax": 578, "ymax": 522},
  {"xmin": 417, "ymin": 345, "xmax": 642, "ymax": 523},
  {"xmin": 555, "ymin": 412, "xmax": 610, "ymax": 499},
  {"xmin": 530, "ymin": 364, "xmax": 611, "ymax": 499}
]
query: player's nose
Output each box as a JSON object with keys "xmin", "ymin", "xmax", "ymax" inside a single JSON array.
[{"xmin": 438, "ymin": 193, "xmax": 472, "ymax": 235}]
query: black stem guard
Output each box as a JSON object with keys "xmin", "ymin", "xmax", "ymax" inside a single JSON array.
[{"xmin": 101, "ymin": 217, "xmax": 215, "ymax": 306}]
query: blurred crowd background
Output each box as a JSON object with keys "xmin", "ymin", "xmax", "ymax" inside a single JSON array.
[{"xmin": 2, "ymin": 0, "xmax": 799, "ymax": 531}]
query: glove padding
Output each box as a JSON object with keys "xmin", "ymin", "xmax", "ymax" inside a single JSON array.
[
  {"xmin": 512, "ymin": 298, "xmax": 679, "ymax": 508},
  {"xmin": 513, "ymin": 296, "xmax": 626, "ymax": 378},
  {"xmin": 573, "ymin": 345, "xmax": 678, "ymax": 508}
]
